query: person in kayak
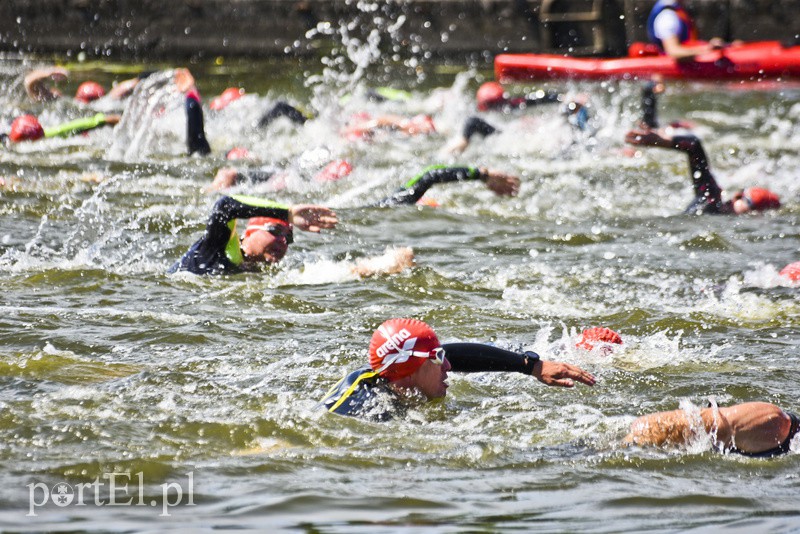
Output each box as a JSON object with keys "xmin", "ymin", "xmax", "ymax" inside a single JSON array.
[
  {"xmin": 647, "ymin": 0, "xmax": 733, "ymax": 60},
  {"xmin": 625, "ymin": 129, "xmax": 780, "ymax": 215},
  {"xmin": 625, "ymin": 400, "xmax": 798, "ymax": 458},
  {"xmin": 318, "ymin": 317, "xmax": 596, "ymax": 420}
]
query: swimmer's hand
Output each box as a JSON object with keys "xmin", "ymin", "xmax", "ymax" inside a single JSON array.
[
  {"xmin": 624, "ymin": 129, "xmax": 672, "ymax": 148},
  {"xmin": 289, "ymin": 204, "xmax": 338, "ymax": 233},
  {"xmin": 173, "ymin": 68, "xmax": 196, "ymax": 93},
  {"xmin": 25, "ymin": 67, "xmax": 69, "ymax": 102},
  {"xmin": 532, "ymin": 360, "xmax": 596, "ymax": 388},
  {"xmin": 103, "ymin": 114, "xmax": 122, "ymax": 126},
  {"xmin": 352, "ymin": 246, "xmax": 415, "ymax": 277},
  {"xmin": 482, "ymin": 169, "xmax": 520, "ymax": 196}
]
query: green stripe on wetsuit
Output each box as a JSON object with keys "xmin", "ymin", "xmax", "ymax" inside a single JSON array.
[
  {"xmin": 44, "ymin": 113, "xmax": 109, "ymax": 138},
  {"xmin": 229, "ymin": 194, "xmax": 290, "ymax": 212},
  {"xmin": 403, "ymin": 165, "xmax": 479, "ymax": 189}
]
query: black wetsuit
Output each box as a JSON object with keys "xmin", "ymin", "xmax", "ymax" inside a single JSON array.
[
  {"xmin": 376, "ymin": 165, "xmax": 486, "ymax": 206},
  {"xmin": 641, "ymin": 81, "xmax": 659, "ymax": 129},
  {"xmin": 669, "ymin": 135, "xmax": 727, "ymax": 214},
  {"xmin": 732, "ymin": 412, "xmax": 799, "ymax": 458},
  {"xmin": 186, "ymin": 94, "xmax": 211, "ymax": 156},
  {"xmin": 168, "ymin": 195, "xmax": 290, "ymax": 275},
  {"xmin": 319, "ymin": 343, "xmax": 540, "ymax": 420},
  {"xmin": 258, "ymin": 101, "xmax": 309, "ymax": 128},
  {"xmin": 463, "ymin": 117, "xmax": 499, "ymax": 142},
  {"xmin": 230, "ymin": 166, "xmax": 283, "ymax": 186}
]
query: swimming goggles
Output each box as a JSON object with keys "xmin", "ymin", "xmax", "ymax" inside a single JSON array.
[
  {"xmin": 261, "ymin": 224, "xmax": 294, "ymax": 244},
  {"xmin": 375, "ymin": 346, "xmax": 446, "ymax": 374}
]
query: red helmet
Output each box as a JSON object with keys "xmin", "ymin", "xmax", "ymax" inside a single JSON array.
[
  {"xmin": 75, "ymin": 81, "xmax": 106, "ymax": 103},
  {"xmin": 9, "ymin": 115, "xmax": 44, "ymax": 142},
  {"xmin": 577, "ymin": 327, "xmax": 623, "ymax": 352},
  {"xmin": 476, "ymin": 82, "xmax": 505, "ymax": 111},
  {"xmin": 743, "ymin": 187, "xmax": 780, "ymax": 211},
  {"xmin": 210, "ymin": 87, "xmax": 244, "ymax": 111},
  {"xmin": 779, "ymin": 261, "xmax": 800, "ymax": 282},
  {"xmin": 369, "ymin": 318, "xmax": 440, "ymax": 381}
]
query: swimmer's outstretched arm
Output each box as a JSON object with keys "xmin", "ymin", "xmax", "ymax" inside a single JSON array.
[
  {"xmin": 186, "ymin": 90, "xmax": 211, "ymax": 156},
  {"xmin": 624, "ymin": 402, "xmax": 794, "ymax": 455},
  {"xmin": 43, "ymin": 113, "xmax": 121, "ymax": 138},
  {"xmin": 640, "ymin": 79, "xmax": 663, "ymax": 129},
  {"xmin": 447, "ymin": 117, "xmax": 499, "ymax": 154},
  {"xmin": 258, "ymin": 101, "xmax": 310, "ymax": 128},
  {"xmin": 626, "ymin": 130, "xmax": 722, "ymax": 210},
  {"xmin": 443, "ymin": 343, "xmax": 595, "ymax": 388},
  {"xmin": 376, "ymin": 166, "xmax": 519, "ymax": 206}
]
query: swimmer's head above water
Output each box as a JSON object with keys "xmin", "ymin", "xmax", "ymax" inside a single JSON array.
[
  {"xmin": 241, "ymin": 217, "xmax": 294, "ymax": 265},
  {"xmin": 368, "ymin": 318, "xmax": 450, "ymax": 399}
]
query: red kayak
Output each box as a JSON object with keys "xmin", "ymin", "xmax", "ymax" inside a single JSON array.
[{"xmin": 495, "ymin": 41, "xmax": 800, "ymax": 82}]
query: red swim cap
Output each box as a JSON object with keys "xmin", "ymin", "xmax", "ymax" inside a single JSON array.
[
  {"xmin": 779, "ymin": 261, "xmax": 800, "ymax": 282},
  {"xmin": 743, "ymin": 187, "xmax": 780, "ymax": 211},
  {"xmin": 210, "ymin": 87, "xmax": 244, "ymax": 111},
  {"xmin": 476, "ymin": 82, "xmax": 505, "ymax": 111},
  {"xmin": 225, "ymin": 146, "xmax": 252, "ymax": 160},
  {"xmin": 368, "ymin": 318, "xmax": 440, "ymax": 381},
  {"xmin": 75, "ymin": 81, "xmax": 106, "ymax": 103},
  {"xmin": 314, "ymin": 159, "xmax": 352, "ymax": 182},
  {"xmin": 577, "ymin": 327, "xmax": 623, "ymax": 351},
  {"xmin": 243, "ymin": 217, "xmax": 292, "ymax": 239},
  {"xmin": 9, "ymin": 115, "xmax": 44, "ymax": 142}
]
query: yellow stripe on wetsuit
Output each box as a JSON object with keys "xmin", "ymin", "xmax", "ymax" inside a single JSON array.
[{"xmin": 327, "ymin": 370, "xmax": 379, "ymax": 413}]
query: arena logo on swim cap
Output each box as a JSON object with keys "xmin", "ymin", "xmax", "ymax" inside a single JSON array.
[{"xmin": 375, "ymin": 327, "xmax": 412, "ymax": 360}]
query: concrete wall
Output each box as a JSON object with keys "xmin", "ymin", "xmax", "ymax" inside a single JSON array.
[{"xmin": 1, "ymin": 0, "xmax": 797, "ymax": 60}]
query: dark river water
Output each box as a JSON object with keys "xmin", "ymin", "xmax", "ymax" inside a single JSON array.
[{"xmin": 1, "ymin": 52, "xmax": 799, "ymax": 532}]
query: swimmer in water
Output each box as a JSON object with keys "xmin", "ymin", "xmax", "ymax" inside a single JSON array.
[
  {"xmin": 1, "ymin": 113, "xmax": 121, "ymax": 145},
  {"xmin": 625, "ymin": 401, "xmax": 798, "ymax": 457},
  {"xmin": 625, "ymin": 129, "xmax": 781, "ymax": 215},
  {"xmin": 168, "ymin": 195, "xmax": 337, "ymax": 275},
  {"xmin": 24, "ymin": 66, "xmax": 155, "ymax": 103},
  {"xmin": 447, "ymin": 83, "xmax": 592, "ymax": 153},
  {"xmin": 376, "ymin": 165, "xmax": 519, "ymax": 206},
  {"xmin": 318, "ymin": 318, "xmax": 596, "ymax": 420},
  {"xmin": 169, "ymin": 195, "xmax": 413, "ymax": 277}
]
